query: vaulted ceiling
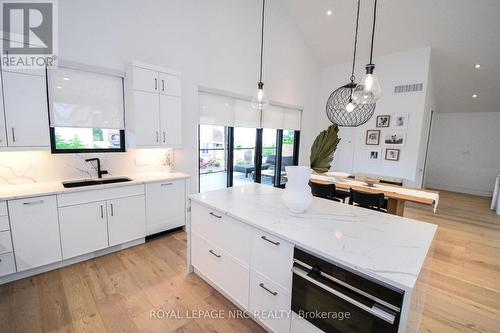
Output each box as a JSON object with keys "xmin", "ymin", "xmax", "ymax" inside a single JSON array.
[{"xmin": 283, "ymin": 0, "xmax": 500, "ymax": 113}]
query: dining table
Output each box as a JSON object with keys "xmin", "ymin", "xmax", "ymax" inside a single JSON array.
[{"xmin": 310, "ymin": 173, "xmax": 440, "ymax": 216}]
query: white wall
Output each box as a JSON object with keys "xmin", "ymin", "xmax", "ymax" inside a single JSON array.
[
  {"xmin": 425, "ymin": 112, "xmax": 500, "ymax": 196},
  {"xmin": 318, "ymin": 48, "xmax": 432, "ymax": 187},
  {"xmin": 0, "ymin": 0, "xmax": 320, "ymax": 192}
]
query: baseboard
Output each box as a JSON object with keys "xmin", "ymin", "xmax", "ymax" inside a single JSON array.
[
  {"xmin": 425, "ymin": 183, "xmax": 492, "ymax": 197},
  {"xmin": 0, "ymin": 238, "xmax": 144, "ymax": 285}
]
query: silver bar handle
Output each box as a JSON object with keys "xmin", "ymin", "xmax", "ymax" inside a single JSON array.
[
  {"xmin": 261, "ymin": 235, "xmax": 280, "ymax": 246},
  {"xmin": 209, "ymin": 212, "xmax": 222, "ymax": 219},
  {"xmin": 259, "ymin": 283, "xmax": 278, "ymax": 296},
  {"xmin": 163, "ymin": 131, "xmax": 166, "ymax": 143},
  {"xmin": 155, "ymin": 131, "xmax": 159, "ymax": 143},
  {"xmin": 162, "ymin": 79, "xmax": 165, "ymax": 91},
  {"xmin": 23, "ymin": 200, "xmax": 44, "ymax": 205},
  {"xmin": 154, "ymin": 78, "xmax": 158, "ymax": 90},
  {"xmin": 11, "ymin": 127, "xmax": 16, "ymax": 142},
  {"xmin": 161, "ymin": 182, "xmax": 173, "ymax": 186},
  {"xmin": 209, "ymin": 249, "xmax": 221, "ymax": 258},
  {"xmin": 292, "ymin": 266, "xmax": 396, "ymax": 325},
  {"xmin": 100, "ymin": 205, "xmax": 104, "ymax": 219},
  {"xmin": 110, "ymin": 203, "xmax": 114, "ymax": 216}
]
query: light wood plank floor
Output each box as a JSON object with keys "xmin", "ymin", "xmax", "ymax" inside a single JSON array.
[{"xmin": 0, "ymin": 190, "xmax": 499, "ymax": 332}]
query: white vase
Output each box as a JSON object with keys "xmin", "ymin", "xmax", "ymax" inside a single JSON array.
[{"xmin": 282, "ymin": 166, "xmax": 313, "ymax": 213}]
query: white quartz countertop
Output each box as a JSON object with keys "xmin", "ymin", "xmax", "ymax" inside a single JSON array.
[
  {"xmin": 0, "ymin": 172, "xmax": 189, "ymax": 201},
  {"xmin": 189, "ymin": 184, "xmax": 437, "ymax": 290}
]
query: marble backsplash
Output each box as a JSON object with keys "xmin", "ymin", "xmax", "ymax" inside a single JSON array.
[{"xmin": 0, "ymin": 149, "xmax": 175, "ymax": 185}]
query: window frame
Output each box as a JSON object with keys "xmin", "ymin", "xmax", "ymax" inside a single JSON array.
[{"xmin": 49, "ymin": 127, "xmax": 126, "ymax": 154}]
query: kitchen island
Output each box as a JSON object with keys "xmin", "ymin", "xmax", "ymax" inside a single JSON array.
[{"xmin": 188, "ymin": 184, "xmax": 436, "ymax": 333}]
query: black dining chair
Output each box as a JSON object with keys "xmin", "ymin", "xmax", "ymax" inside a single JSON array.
[
  {"xmin": 309, "ymin": 181, "xmax": 341, "ymax": 202},
  {"xmin": 348, "ymin": 188, "xmax": 387, "ymax": 212}
]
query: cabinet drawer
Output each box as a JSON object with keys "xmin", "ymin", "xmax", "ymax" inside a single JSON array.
[
  {"xmin": 249, "ymin": 269, "xmax": 292, "ymax": 333},
  {"xmin": 0, "ymin": 231, "xmax": 13, "ymax": 254},
  {"xmin": 191, "ymin": 232, "xmax": 249, "ymax": 309},
  {"xmin": 0, "ymin": 252, "xmax": 16, "ymax": 277},
  {"xmin": 191, "ymin": 202, "xmax": 251, "ymax": 265},
  {"xmin": 251, "ymin": 230, "xmax": 294, "ymax": 291},
  {"xmin": 58, "ymin": 184, "xmax": 145, "ymax": 207},
  {"xmin": 0, "ymin": 201, "xmax": 7, "ymax": 216},
  {"xmin": 0, "ymin": 216, "xmax": 10, "ymax": 231}
]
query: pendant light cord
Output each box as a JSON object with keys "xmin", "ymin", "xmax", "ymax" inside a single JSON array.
[
  {"xmin": 350, "ymin": 0, "xmax": 361, "ymax": 83},
  {"xmin": 259, "ymin": 0, "xmax": 266, "ymax": 84},
  {"xmin": 369, "ymin": 0, "xmax": 378, "ymax": 65}
]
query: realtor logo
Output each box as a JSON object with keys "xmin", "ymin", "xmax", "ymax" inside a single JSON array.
[{"xmin": 1, "ymin": 0, "xmax": 58, "ymax": 68}]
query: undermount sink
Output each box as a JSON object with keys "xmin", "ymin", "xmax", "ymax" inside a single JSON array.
[{"xmin": 62, "ymin": 177, "xmax": 132, "ymax": 188}]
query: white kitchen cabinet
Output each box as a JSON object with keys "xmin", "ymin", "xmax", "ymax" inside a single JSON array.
[
  {"xmin": 132, "ymin": 66, "xmax": 159, "ymax": 93},
  {"xmin": 160, "ymin": 95, "xmax": 182, "ymax": 146},
  {"xmin": 0, "ymin": 231, "xmax": 13, "ymax": 254},
  {"xmin": 159, "ymin": 72, "xmax": 181, "ymax": 96},
  {"xmin": 126, "ymin": 63, "xmax": 182, "ymax": 148},
  {"xmin": 9, "ymin": 196, "xmax": 62, "ymax": 272},
  {"xmin": 133, "ymin": 90, "xmax": 161, "ymax": 146},
  {"xmin": 0, "ymin": 252, "xmax": 16, "ymax": 277},
  {"xmin": 59, "ymin": 201, "xmax": 109, "ymax": 259},
  {"xmin": 0, "ymin": 72, "xmax": 7, "ymax": 147},
  {"xmin": 2, "ymin": 71, "xmax": 49, "ymax": 147},
  {"xmin": 145, "ymin": 179, "xmax": 185, "ymax": 235},
  {"xmin": 107, "ymin": 195, "xmax": 146, "ymax": 246}
]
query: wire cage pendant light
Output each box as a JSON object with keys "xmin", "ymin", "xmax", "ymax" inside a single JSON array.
[{"xmin": 326, "ymin": 0, "xmax": 376, "ymax": 127}]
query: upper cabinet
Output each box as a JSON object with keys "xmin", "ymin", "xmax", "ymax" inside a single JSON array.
[
  {"xmin": 0, "ymin": 69, "xmax": 50, "ymax": 148},
  {"xmin": 126, "ymin": 62, "xmax": 182, "ymax": 148}
]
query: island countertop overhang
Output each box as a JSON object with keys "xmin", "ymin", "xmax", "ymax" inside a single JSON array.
[{"xmin": 188, "ymin": 183, "xmax": 437, "ymax": 291}]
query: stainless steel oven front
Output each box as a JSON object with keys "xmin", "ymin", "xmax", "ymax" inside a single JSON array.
[{"xmin": 291, "ymin": 248, "xmax": 405, "ymax": 333}]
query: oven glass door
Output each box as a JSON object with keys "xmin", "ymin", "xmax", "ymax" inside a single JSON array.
[{"xmin": 291, "ymin": 266, "xmax": 399, "ymax": 333}]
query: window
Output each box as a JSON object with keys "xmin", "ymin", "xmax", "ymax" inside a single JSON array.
[
  {"xmin": 199, "ymin": 125, "xmax": 228, "ymax": 192},
  {"xmin": 50, "ymin": 127, "xmax": 125, "ymax": 153}
]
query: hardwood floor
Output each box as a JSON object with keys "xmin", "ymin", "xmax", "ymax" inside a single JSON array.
[{"xmin": 0, "ymin": 190, "xmax": 499, "ymax": 332}]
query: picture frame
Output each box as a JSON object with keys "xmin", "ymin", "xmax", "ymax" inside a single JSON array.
[
  {"xmin": 376, "ymin": 115, "xmax": 391, "ymax": 127},
  {"xmin": 383, "ymin": 131, "xmax": 406, "ymax": 146},
  {"xmin": 393, "ymin": 113, "xmax": 409, "ymax": 129},
  {"xmin": 366, "ymin": 149, "xmax": 381, "ymax": 163},
  {"xmin": 385, "ymin": 148, "xmax": 400, "ymax": 161},
  {"xmin": 365, "ymin": 130, "xmax": 381, "ymax": 145}
]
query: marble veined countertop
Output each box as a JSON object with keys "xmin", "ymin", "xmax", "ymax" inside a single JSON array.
[
  {"xmin": 189, "ymin": 184, "xmax": 437, "ymax": 290},
  {"xmin": 0, "ymin": 172, "xmax": 189, "ymax": 201}
]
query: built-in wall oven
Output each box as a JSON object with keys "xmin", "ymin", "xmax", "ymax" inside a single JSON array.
[{"xmin": 291, "ymin": 248, "xmax": 405, "ymax": 333}]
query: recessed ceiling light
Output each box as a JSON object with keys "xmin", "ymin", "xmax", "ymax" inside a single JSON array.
[
  {"xmin": 474, "ymin": 64, "xmax": 480, "ymax": 69},
  {"xmin": 63, "ymin": 77, "xmax": 70, "ymax": 81},
  {"xmin": 326, "ymin": 10, "xmax": 332, "ymax": 16},
  {"xmin": 56, "ymin": 86, "xmax": 63, "ymax": 89},
  {"xmin": 472, "ymin": 94, "xmax": 477, "ymax": 98}
]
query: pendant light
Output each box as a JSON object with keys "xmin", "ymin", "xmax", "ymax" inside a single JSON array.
[
  {"xmin": 251, "ymin": 0, "xmax": 270, "ymax": 111},
  {"xmin": 326, "ymin": 0, "xmax": 375, "ymax": 127},
  {"xmin": 353, "ymin": 0, "xmax": 382, "ymax": 104}
]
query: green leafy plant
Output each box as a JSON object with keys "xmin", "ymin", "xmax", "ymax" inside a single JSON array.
[{"xmin": 310, "ymin": 124, "xmax": 340, "ymax": 173}]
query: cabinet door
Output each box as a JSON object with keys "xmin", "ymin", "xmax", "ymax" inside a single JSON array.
[
  {"xmin": 59, "ymin": 201, "xmax": 109, "ymax": 259},
  {"xmin": 0, "ymin": 72, "xmax": 7, "ymax": 147},
  {"xmin": 159, "ymin": 95, "xmax": 182, "ymax": 146},
  {"xmin": 3, "ymin": 71, "xmax": 49, "ymax": 147},
  {"xmin": 9, "ymin": 196, "xmax": 61, "ymax": 271},
  {"xmin": 145, "ymin": 180, "xmax": 185, "ymax": 235},
  {"xmin": 133, "ymin": 91, "xmax": 161, "ymax": 146},
  {"xmin": 132, "ymin": 67, "xmax": 159, "ymax": 93},
  {"xmin": 159, "ymin": 73, "xmax": 181, "ymax": 96},
  {"xmin": 107, "ymin": 195, "xmax": 146, "ymax": 246}
]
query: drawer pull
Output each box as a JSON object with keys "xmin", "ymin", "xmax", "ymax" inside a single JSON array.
[
  {"xmin": 209, "ymin": 212, "xmax": 222, "ymax": 219},
  {"xmin": 259, "ymin": 283, "xmax": 278, "ymax": 296},
  {"xmin": 209, "ymin": 249, "xmax": 221, "ymax": 258},
  {"xmin": 261, "ymin": 235, "xmax": 280, "ymax": 246},
  {"xmin": 161, "ymin": 182, "xmax": 173, "ymax": 186},
  {"xmin": 23, "ymin": 200, "xmax": 44, "ymax": 205}
]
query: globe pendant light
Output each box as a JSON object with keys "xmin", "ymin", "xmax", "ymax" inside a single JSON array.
[
  {"xmin": 251, "ymin": 0, "xmax": 270, "ymax": 111},
  {"xmin": 353, "ymin": 0, "xmax": 382, "ymax": 103},
  {"xmin": 326, "ymin": 0, "xmax": 375, "ymax": 127}
]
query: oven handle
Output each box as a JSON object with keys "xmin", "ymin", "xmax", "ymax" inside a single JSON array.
[{"xmin": 292, "ymin": 266, "xmax": 396, "ymax": 325}]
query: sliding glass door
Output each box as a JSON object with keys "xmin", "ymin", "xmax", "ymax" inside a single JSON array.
[
  {"xmin": 232, "ymin": 127, "xmax": 257, "ymax": 187},
  {"xmin": 199, "ymin": 125, "xmax": 228, "ymax": 192}
]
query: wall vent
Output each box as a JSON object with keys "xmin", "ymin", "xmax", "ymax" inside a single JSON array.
[{"xmin": 394, "ymin": 83, "xmax": 423, "ymax": 94}]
